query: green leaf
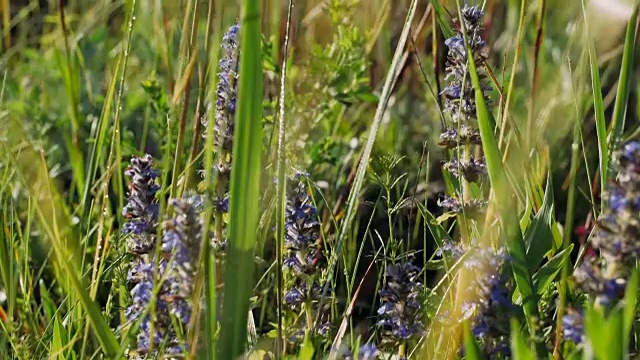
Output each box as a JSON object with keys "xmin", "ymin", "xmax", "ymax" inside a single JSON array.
[
  {"xmin": 585, "ymin": 305, "xmax": 624, "ymax": 360},
  {"xmin": 510, "ymin": 319, "xmax": 537, "ymax": 360},
  {"xmin": 523, "ymin": 172, "xmax": 556, "ymax": 272},
  {"xmin": 519, "ymin": 195, "xmax": 533, "ymax": 234},
  {"xmin": 51, "ymin": 315, "xmax": 76, "ymax": 360},
  {"xmin": 298, "ymin": 335, "xmax": 315, "ymax": 360},
  {"xmin": 39, "ymin": 281, "xmax": 55, "ymax": 322},
  {"xmin": 580, "ymin": 0, "xmax": 609, "ymax": 204},
  {"xmin": 623, "ymin": 270, "xmax": 639, "ymax": 358},
  {"xmin": 608, "ymin": 4, "xmax": 639, "ymax": 166},
  {"xmin": 218, "ymin": 0, "xmax": 265, "ymax": 357},
  {"xmin": 463, "ymin": 321, "xmax": 486, "ymax": 360},
  {"xmin": 532, "ymin": 244, "xmax": 574, "ymax": 295},
  {"xmin": 434, "ymin": 211, "xmax": 458, "ymax": 225},
  {"xmin": 431, "ymin": 0, "xmax": 454, "ymax": 39},
  {"xmin": 51, "ymin": 316, "xmax": 66, "ymax": 360}
]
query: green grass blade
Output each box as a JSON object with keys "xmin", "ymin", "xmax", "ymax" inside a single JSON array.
[
  {"xmin": 499, "ymin": 0, "xmax": 527, "ymax": 148},
  {"xmin": 461, "ymin": 7, "xmax": 543, "ymax": 356},
  {"xmin": 580, "ymin": 0, "xmax": 609, "ymax": 202},
  {"xmin": 609, "ymin": 4, "xmax": 638, "ymax": 160},
  {"xmin": 0, "ymin": 203, "xmax": 13, "ymax": 329},
  {"xmin": 585, "ymin": 305, "xmax": 624, "ymax": 360},
  {"xmin": 463, "ymin": 321, "xmax": 486, "ymax": 360},
  {"xmin": 218, "ymin": 0, "xmax": 264, "ymax": 357},
  {"xmin": 431, "ymin": 0, "xmax": 454, "ymax": 39},
  {"xmin": 510, "ymin": 319, "xmax": 536, "ymax": 360},
  {"xmin": 623, "ymin": 270, "xmax": 639, "ymax": 358},
  {"xmin": 80, "ymin": 53, "xmax": 121, "ymax": 217},
  {"xmin": 273, "ymin": 0, "xmax": 294, "ymax": 355}
]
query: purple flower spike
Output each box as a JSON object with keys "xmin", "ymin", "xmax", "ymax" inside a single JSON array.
[
  {"xmin": 202, "ymin": 23, "xmax": 241, "ymax": 173},
  {"xmin": 573, "ymin": 140, "xmax": 640, "ymax": 309},
  {"xmin": 344, "ymin": 343, "xmax": 380, "ymax": 360},
  {"xmin": 281, "ymin": 174, "xmax": 331, "ymax": 344},
  {"xmin": 376, "ymin": 260, "xmax": 425, "ymax": 347},
  {"xmin": 562, "ymin": 308, "xmax": 584, "ymax": 344},
  {"xmin": 122, "ymin": 154, "xmax": 161, "ymax": 255},
  {"xmin": 437, "ymin": 2, "xmax": 490, "ymax": 221},
  {"xmin": 461, "ymin": 247, "xmax": 515, "ymax": 359},
  {"xmin": 125, "ymin": 195, "xmax": 203, "ymax": 357}
]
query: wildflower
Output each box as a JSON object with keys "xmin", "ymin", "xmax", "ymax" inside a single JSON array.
[
  {"xmin": 434, "ymin": 239, "xmax": 465, "ymax": 261},
  {"xmin": 437, "ymin": 195, "xmax": 487, "ymax": 215},
  {"xmin": 200, "ymin": 23, "xmax": 241, "ymax": 256},
  {"xmin": 442, "ymin": 157, "xmax": 487, "ymax": 183},
  {"xmin": 282, "ymin": 173, "xmax": 331, "ymax": 342},
  {"xmin": 438, "ymin": 126, "xmax": 482, "ymax": 149},
  {"xmin": 122, "ymin": 154, "xmax": 161, "ymax": 255},
  {"xmin": 573, "ymin": 141, "xmax": 640, "ymax": 309},
  {"xmin": 283, "ymin": 174, "xmax": 324, "ymax": 306},
  {"xmin": 344, "ymin": 343, "xmax": 380, "ymax": 360},
  {"xmin": 202, "ymin": 23, "xmax": 240, "ymax": 178},
  {"xmin": 160, "ymin": 195, "xmax": 203, "ymax": 325},
  {"xmin": 562, "ymin": 308, "xmax": 584, "ymax": 344},
  {"xmin": 462, "ymin": 247, "xmax": 515, "ymax": 359},
  {"xmin": 376, "ymin": 261, "xmax": 425, "ymax": 347},
  {"xmin": 438, "ymin": 3, "xmax": 491, "ymax": 217},
  {"xmin": 441, "ymin": 4, "xmax": 491, "ymax": 125},
  {"xmin": 126, "ymin": 196, "xmax": 203, "ymax": 357}
]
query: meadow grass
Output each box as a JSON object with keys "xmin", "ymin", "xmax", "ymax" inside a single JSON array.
[{"xmin": 1, "ymin": 0, "xmax": 640, "ymax": 359}]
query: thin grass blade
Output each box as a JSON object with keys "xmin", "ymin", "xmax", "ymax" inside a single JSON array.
[
  {"xmin": 273, "ymin": 0, "xmax": 295, "ymax": 355},
  {"xmin": 623, "ymin": 270, "xmax": 639, "ymax": 358},
  {"xmin": 580, "ymin": 0, "xmax": 609, "ymax": 203},
  {"xmin": 463, "ymin": 321, "xmax": 486, "ymax": 360},
  {"xmin": 609, "ymin": 4, "xmax": 639, "ymax": 163},
  {"xmin": 510, "ymin": 319, "xmax": 536, "ymax": 360},
  {"xmin": 431, "ymin": 0, "xmax": 454, "ymax": 39}
]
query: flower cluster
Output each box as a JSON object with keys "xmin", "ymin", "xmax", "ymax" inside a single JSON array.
[
  {"xmin": 438, "ymin": 3, "xmax": 491, "ymax": 217},
  {"xmin": 566, "ymin": 141, "xmax": 640, "ymax": 343},
  {"xmin": 125, "ymin": 193, "xmax": 203, "ymax": 357},
  {"xmin": 462, "ymin": 247, "xmax": 515, "ymax": 359},
  {"xmin": 200, "ymin": 23, "xmax": 241, "ymax": 255},
  {"xmin": 202, "ymin": 23, "xmax": 240, "ymax": 185},
  {"xmin": 435, "ymin": 239, "xmax": 465, "ymax": 260},
  {"xmin": 562, "ymin": 308, "xmax": 584, "ymax": 344},
  {"xmin": 283, "ymin": 174, "xmax": 324, "ymax": 305},
  {"xmin": 376, "ymin": 261, "xmax": 425, "ymax": 348},
  {"xmin": 160, "ymin": 196, "xmax": 204, "ymax": 324},
  {"xmin": 343, "ymin": 343, "xmax": 380, "ymax": 360},
  {"xmin": 282, "ymin": 173, "xmax": 330, "ymax": 341},
  {"xmin": 574, "ymin": 141, "xmax": 640, "ymax": 306},
  {"xmin": 441, "ymin": 4, "xmax": 491, "ymax": 124},
  {"xmin": 122, "ymin": 154, "xmax": 161, "ymax": 255}
]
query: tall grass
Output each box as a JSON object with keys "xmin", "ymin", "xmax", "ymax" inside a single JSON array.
[{"xmin": 1, "ymin": 1, "xmax": 640, "ymax": 360}]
